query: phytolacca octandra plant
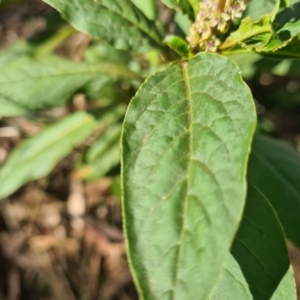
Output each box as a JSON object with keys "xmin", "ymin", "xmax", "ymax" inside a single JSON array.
[{"xmin": 187, "ymin": 0, "xmax": 248, "ymax": 52}]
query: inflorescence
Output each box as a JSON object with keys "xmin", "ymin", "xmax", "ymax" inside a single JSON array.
[{"xmin": 187, "ymin": 0, "xmax": 248, "ymax": 52}]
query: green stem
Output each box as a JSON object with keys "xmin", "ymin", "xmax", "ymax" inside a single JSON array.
[{"xmin": 34, "ymin": 26, "xmax": 77, "ymax": 58}]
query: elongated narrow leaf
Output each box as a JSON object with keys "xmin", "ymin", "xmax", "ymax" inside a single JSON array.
[
  {"xmin": 0, "ymin": 55, "xmax": 138, "ymax": 116},
  {"xmin": 248, "ymin": 135, "xmax": 300, "ymax": 248},
  {"xmin": 232, "ymin": 184, "xmax": 293, "ymax": 300},
  {"xmin": 122, "ymin": 53, "xmax": 256, "ymax": 299},
  {"xmin": 271, "ymin": 267, "xmax": 297, "ymax": 300},
  {"xmin": 0, "ymin": 112, "xmax": 96, "ymax": 199},
  {"xmin": 84, "ymin": 124, "xmax": 122, "ymax": 180},
  {"xmin": 208, "ymin": 254, "xmax": 252, "ymax": 300},
  {"xmin": 43, "ymin": 0, "xmax": 163, "ymax": 52}
]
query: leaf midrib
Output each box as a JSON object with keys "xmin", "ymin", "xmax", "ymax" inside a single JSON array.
[
  {"xmin": 99, "ymin": 0, "xmax": 162, "ymax": 45},
  {"xmin": 0, "ymin": 63, "xmax": 139, "ymax": 86},
  {"xmin": 171, "ymin": 62, "xmax": 193, "ymax": 300}
]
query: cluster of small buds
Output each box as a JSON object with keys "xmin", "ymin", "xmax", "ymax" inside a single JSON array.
[{"xmin": 187, "ymin": 0, "xmax": 248, "ymax": 52}]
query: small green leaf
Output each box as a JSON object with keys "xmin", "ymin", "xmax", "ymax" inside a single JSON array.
[
  {"xmin": 262, "ymin": 20, "xmax": 300, "ymax": 52},
  {"xmin": 265, "ymin": 37, "xmax": 300, "ymax": 58},
  {"xmin": 208, "ymin": 254, "xmax": 252, "ymax": 300},
  {"xmin": 43, "ymin": 0, "xmax": 163, "ymax": 52},
  {"xmin": 0, "ymin": 112, "xmax": 97, "ymax": 200},
  {"xmin": 220, "ymin": 16, "xmax": 273, "ymax": 52},
  {"xmin": 160, "ymin": 0, "xmax": 194, "ymax": 19},
  {"xmin": 0, "ymin": 55, "xmax": 138, "ymax": 116},
  {"xmin": 174, "ymin": 11, "xmax": 192, "ymax": 35},
  {"xmin": 188, "ymin": 0, "xmax": 199, "ymax": 15},
  {"xmin": 122, "ymin": 52, "xmax": 256, "ymax": 299},
  {"xmin": 232, "ymin": 184, "xmax": 292, "ymax": 300},
  {"xmin": 164, "ymin": 35, "xmax": 193, "ymax": 59},
  {"xmin": 248, "ymin": 135, "xmax": 300, "ymax": 249}
]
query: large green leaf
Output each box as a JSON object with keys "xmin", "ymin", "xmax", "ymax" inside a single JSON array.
[
  {"xmin": 231, "ymin": 184, "xmax": 293, "ymax": 300},
  {"xmin": 130, "ymin": 0, "xmax": 156, "ymax": 20},
  {"xmin": 0, "ymin": 43, "xmax": 34, "ymax": 115},
  {"xmin": 208, "ymin": 254, "xmax": 252, "ymax": 300},
  {"xmin": 0, "ymin": 42, "xmax": 32, "ymax": 68},
  {"xmin": 271, "ymin": 267, "xmax": 297, "ymax": 300},
  {"xmin": 43, "ymin": 0, "xmax": 163, "ymax": 52},
  {"xmin": 122, "ymin": 53, "xmax": 256, "ymax": 299},
  {"xmin": 248, "ymin": 135, "xmax": 300, "ymax": 248},
  {"xmin": 0, "ymin": 112, "xmax": 97, "ymax": 200},
  {"xmin": 0, "ymin": 55, "xmax": 138, "ymax": 116}
]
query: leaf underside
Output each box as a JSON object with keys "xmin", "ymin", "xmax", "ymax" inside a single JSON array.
[
  {"xmin": 208, "ymin": 254, "xmax": 252, "ymax": 300},
  {"xmin": 122, "ymin": 52, "xmax": 256, "ymax": 300}
]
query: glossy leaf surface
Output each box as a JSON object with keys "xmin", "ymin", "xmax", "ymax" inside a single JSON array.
[
  {"xmin": 43, "ymin": 0, "xmax": 163, "ymax": 52},
  {"xmin": 164, "ymin": 35, "xmax": 193, "ymax": 59},
  {"xmin": 122, "ymin": 53, "xmax": 256, "ymax": 299},
  {"xmin": 232, "ymin": 184, "xmax": 292, "ymax": 300},
  {"xmin": 248, "ymin": 135, "xmax": 300, "ymax": 248},
  {"xmin": 0, "ymin": 112, "xmax": 96, "ymax": 200}
]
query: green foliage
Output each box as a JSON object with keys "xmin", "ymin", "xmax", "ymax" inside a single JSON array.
[
  {"xmin": 1, "ymin": 0, "xmax": 300, "ymax": 299},
  {"xmin": 208, "ymin": 254, "xmax": 252, "ymax": 300},
  {"xmin": 160, "ymin": 0, "xmax": 194, "ymax": 18},
  {"xmin": 43, "ymin": 0, "xmax": 164, "ymax": 52},
  {"xmin": 248, "ymin": 135, "xmax": 300, "ymax": 249},
  {"xmin": 0, "ymin": 112, "xmax": 96, "ymax": 199},
  {"xmin": 164, "ymin": 35, "xmax": 193, "ymax": 58},
  {"xmin": 0, "ymin": 53, "xmax": 138, "ymax": 116},
  {"xmin": 232, "ymin": 184, "xmax": 292, "ymax": 299},
  {"xmin": 121, "ymin": 52, "xmax": 256, "ymax": 299}
]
